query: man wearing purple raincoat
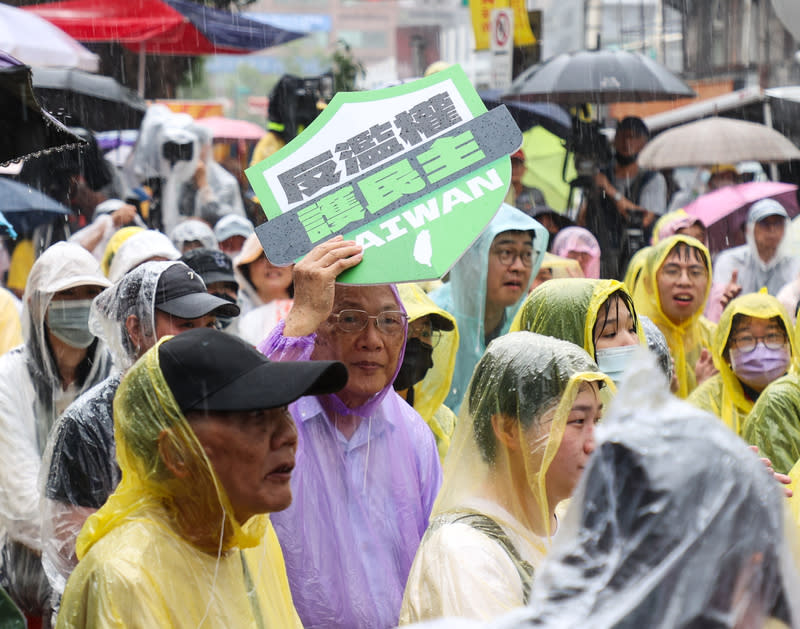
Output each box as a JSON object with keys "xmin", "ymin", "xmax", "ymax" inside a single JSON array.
[{"xmin": 258, "ymin": 237, "xmax": 442, "ymax": 628}]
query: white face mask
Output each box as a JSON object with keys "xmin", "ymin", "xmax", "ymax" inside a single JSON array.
[
  {"xmin": 595, "ymin": 344, "xmax": 639, "ymax": 386},
  {"xmin": 46, "ymin": 299, "xmax": 96, "ymax": 349}
]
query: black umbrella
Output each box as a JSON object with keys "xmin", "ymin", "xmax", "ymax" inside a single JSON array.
[
  {"xmin": 479, "ymin": 89, "xmax": 571, "ymax": 139},
  {"xmin": 502, "ymin": 49, "xmax": 695, "ymax": 105},
  {"xmin": 32, "ymin": 67, "xmax": 147, "ymax": 132},
  {"xmin": 0, "ymin": 52, "xmax": 85, "ymax": 166},
  {"xmin": 0, "ymin": 177, "xmax": 73, "ymax": 234}
]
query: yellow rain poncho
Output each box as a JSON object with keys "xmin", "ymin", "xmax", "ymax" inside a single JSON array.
[
  {"xmin": 99, "ymin": 226, "xmax": 144, "ymax": 277},
  {"xmin": 56, "ymin": 339, "xmax": 301, "ymax": 629},
  {"xmin": 511, "ymin": 278, "xmax": 644, "ymax": 359},
  {"xmin": 397, "ymin": 283, "xmax": 459, "ymax": 461},
  {"xmin": 743, "ymin": 312, "xmax": 800, "ymax": 475},
  {"xmin": 689, "ymin": 291, "xmax": 796, "ymax": 435},
  {"xmin": 399, "ymin": 332, "xmax": 612, "ymax": 623},
  {"xmin": 622, "ymin": 246, "xmax": 650, "ymax": 298},
  {"xmin": 631, "ymin": 235, "xmax": 714, "ymax": 398}
]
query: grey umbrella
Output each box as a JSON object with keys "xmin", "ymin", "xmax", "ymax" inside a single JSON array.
[
  {"xmin": 502, "ymin": 49, "xmax": 695, "ymax": 105},
  {"xmin": 638, "ymin": 117, "xmax": 800, "ymax": 169}
]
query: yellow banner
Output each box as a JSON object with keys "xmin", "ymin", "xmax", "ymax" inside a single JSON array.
[{"xmin": 470, "ymin": 0, "xmax": 536, "ymax": 51}]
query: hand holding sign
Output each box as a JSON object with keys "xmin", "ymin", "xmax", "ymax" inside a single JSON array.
[
  {"xmin": 246, "ymin": 65, "xmax": 522, "ymax": 285},
  {"xmin": 284, "ymin": 236, "xmax": 363, "ymax": 337}
]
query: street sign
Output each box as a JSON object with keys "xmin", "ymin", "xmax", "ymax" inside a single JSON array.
[
  {"xmin": 245, "ymin": 64, "xmax": 521, "ymax": 284},
  {"xmin": 490, "ymin": 8, "xmax": 514, "ymax": 90}
]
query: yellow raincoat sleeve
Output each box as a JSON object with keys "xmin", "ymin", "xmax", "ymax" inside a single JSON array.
[
  {"xmin": 742, "ymin": 374, "xmax": 800, "ymax": 475},
  {"xmin": 57, "ymin": 339, "xmax": 302, "ymax": 629},
  {"xmin": 0, "ymin": 288, "xmax": 22, "ymax": 356}
]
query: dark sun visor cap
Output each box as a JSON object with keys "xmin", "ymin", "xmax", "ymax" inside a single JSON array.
[{"xmin": 158, "ymin": 328, "xmax": 348, "ymax": 412}]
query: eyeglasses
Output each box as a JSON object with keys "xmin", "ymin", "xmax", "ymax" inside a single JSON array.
[
  {"xmin": 731, "ymin": 332, "xmax": 787, "ymax": 353},
  {"xmin": 492, "ymin": 246, "xmax": 534, "ymax": 268},
  {"xmin": 408, "ymin": 319, "xmax": 442, "ymax": 348},
  {"xmin": 330, "ymin": 309, "xmax": 408, "ymax": 335},
  {"xmin": 659, "ymin": 263, "xmax": 708, "ymax": 282}
]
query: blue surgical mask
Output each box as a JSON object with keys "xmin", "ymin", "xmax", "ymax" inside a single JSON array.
[
  {"xmin": 595, "ymin": 344, "xmax": 639, "ymax": 385},
  {"xmin": 46, "ymin": 299, "xmax": 96, "ymax": 349}
]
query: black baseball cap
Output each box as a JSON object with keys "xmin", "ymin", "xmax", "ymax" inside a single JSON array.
[
  {"xmin": 180, "ymin": 248, "xmax": 238, "ymax": 287},
  {"xmin": 155, "ymin": 262, "xmax": 240, "ymax": 319},
  {"xmin": 159, "ymin": 328, "xmax": 348, "ymax": 412}
]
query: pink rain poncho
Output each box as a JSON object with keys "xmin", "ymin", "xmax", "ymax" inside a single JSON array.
[
  {"xmin": 258, "ymin": 284, "xmax": 442, "ymax": 629},
  {"xmin": 551, "ymin": 227, "xmax": 600, "ymax": 279}
]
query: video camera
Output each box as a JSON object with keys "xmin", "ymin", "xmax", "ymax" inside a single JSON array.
[{"xmin": 565, "ymin": 118, "xmax": 613, "ymax": 187}]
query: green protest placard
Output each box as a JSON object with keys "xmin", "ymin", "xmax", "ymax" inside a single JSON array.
[{"xmin": 245, "ymin": 64, "xmax": 521, "ymax": 284}]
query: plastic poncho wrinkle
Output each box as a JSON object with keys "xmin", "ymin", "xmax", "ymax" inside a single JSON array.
[
  {"xmin": 631, "ymin": 235, "xmax": 713, "ymax": 398},
  {"xmin": 511, "ymin": 278, "xmax": 644, "ymax": 359},
  {"xmin": 432, "ymin": 204, "xmax": 549, "ymax": 411},
  {"xmin": 259, "ymin": 286, "xmax": 442, "ymax": 628},
  {"xmin": 169, "ymin": 219, "xmax": 218, "ymax": 252},
  {"xmin": 40, "ymin": 262, "xmax": 187, "ymax": 594},
  {"xmin": 397, "ymin": 283, "xmax": 459, "ymax": 460},
  {"xmin": 0, "ymin": 243, "xmax": 112, "ymax": 616},
  {"xmin": 689, "ymin": 291, "xmax": 796, "ymax": 434},
  {"xmin": 400, "ymin": 333, "xmax": 612, "ymax": 623},
  {"xmin": 519, "ymin": 350, "xmax": 800, "ymax": 629},
  {"xmin": 551, "ymin": 227, "xmax": 600, "ymax": 279},
  {"xmin": 76, "ymin": 337, "xmax": 263, "ymax": 562},
  {"xmin": 107, "ymin": 230, "xmax": 181, "ymax": 283}
]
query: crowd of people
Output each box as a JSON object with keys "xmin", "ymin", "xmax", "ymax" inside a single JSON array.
[{"xmin": 1, "ymin": 104, "xmax": 800, "ymax": 629}]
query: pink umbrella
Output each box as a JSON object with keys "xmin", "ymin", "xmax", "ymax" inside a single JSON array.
[
  {"xmin": 195, "ymin": 116, "xmax": 266, "ymax": 141},
  {"xmin": 683, "ymin": 181, "xmax": 799, "ymax": 254}
]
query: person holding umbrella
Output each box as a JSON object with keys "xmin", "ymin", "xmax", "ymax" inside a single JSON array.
[{"xmin": 579, "ymin": 117, "xmax": 668, "ymax": 279}]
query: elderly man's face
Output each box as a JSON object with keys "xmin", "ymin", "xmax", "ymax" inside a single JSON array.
[
  {"xmin": 189, "ymin": 406, "xmax": 298, "ymax": 524},
  {"xmin": 312, "ymin": 285, "xmax": 405, "ymax": 408}
]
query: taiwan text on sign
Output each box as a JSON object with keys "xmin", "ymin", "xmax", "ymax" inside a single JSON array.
[{"xmin": 245, "ymin": 64, "xmax": 522, "ymax": 284}]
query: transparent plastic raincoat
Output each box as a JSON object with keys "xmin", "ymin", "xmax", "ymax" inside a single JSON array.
[
  {"xmin": 551, "ymin": 227, "xmax": 600, "ymax": 279},
  {"xmin": 56, "ymin": 338, "xmax": 302, "ymax": 629},
  {"xmin": 169, "ymin": 219, "xmax": 218, "ymax": 252},
  {"xmin": 258, "ymin": 284, "xmax": 442, "ymax": 629},
  {"xmin": 510, "ymin": 278, "xmax": 644, "ymax": 359},
  {"xmin": 397, "ymin": 283, "xmax": 459, "ymax": 461},
  {"xmin": 0, "ymin": 242, "xmax": 112, "ymax": 616},
  {"xmin": 399, "ymin": 332, "xmax": 611, "ymax": 624},
  {"xmin": 689, "ymin": 291, "xmax": 796, "ymax": 435},
  {"xmin": 515, "ymin": 354, "xmax": 800, "ymax": 629},
  {"xmin": 107, "ymin": 229, "xmax": 181, "ymax": 282},
  {"xmin": 631, "ymin": 235, "xmax": 714, "ymax": 398},
  {"xmin": 431, "ymin": 204, "xmax": 548, "ymax": 411},
  {"xmin": 40, "ymin": 262, "xmax": 179, "ymax": 597},
  {"xmin": 713, "ymin": 207, "xmax": 800, "ymax": 297},
  {"xmin": 99, "ymin": 226, "xmax": 144, "ymax": 277}
]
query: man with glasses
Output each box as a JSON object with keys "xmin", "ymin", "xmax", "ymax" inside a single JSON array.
[
  {"xmin": 431, "ymin": 203, "xmax": 549, "ymax": 411},
  {"xmin": 257, "ymin": 236, "xmax": 442, "ymax": 629}
]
